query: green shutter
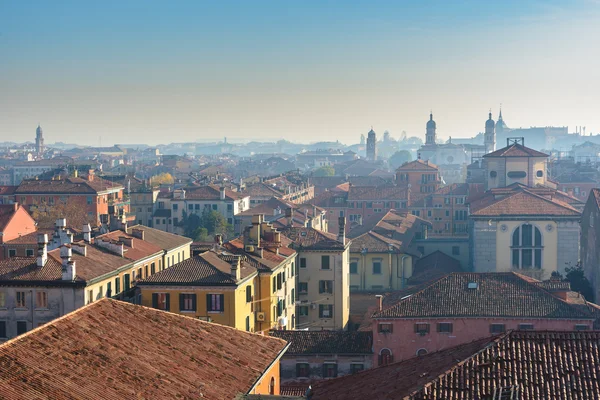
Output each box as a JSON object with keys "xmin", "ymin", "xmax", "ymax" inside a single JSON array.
[
  {"xmin": 206, "ymin": 294, "xmax": 212, "ymax": 312},
  {"xmin": 152, "ymin": 293, "xmax": 158, "ymax": 309},
  {"xmin": 179, "ymin": 294, "xmax": 185, "ymax": 311},
  {"xmin": 192, "ymin": 294, "xmax": 197, "ymax": 311},
  {"xmin": 165, "ymin": 294, "xmax": 170, "ymax": 311}
]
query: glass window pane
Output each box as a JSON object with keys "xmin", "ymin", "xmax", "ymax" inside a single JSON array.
[
  {"xmin": 512, "ymin": 249, "xmax": 520, "ymax": 267},
  {"xmin": 535, "ymin": 227, "xmax": 542, "ymax": 247},
  {"xmin": 522, "ymin": 225, "xmax": 532, "ymax": 246},
  {"xmin": 535, "ymin": 249, "xmax": 542, "ymax": 268},
  {"xmin": 512, "ymin": 228, "xmax": 520, "ymax": 246},
  {"xmin": 522, "ymin": 249, "xmax": 532, "ymax": 267}
]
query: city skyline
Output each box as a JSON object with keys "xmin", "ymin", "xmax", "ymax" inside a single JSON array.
[{"xmin": 1, "ymin": 1, "xmax": 599, "ymax": 145}]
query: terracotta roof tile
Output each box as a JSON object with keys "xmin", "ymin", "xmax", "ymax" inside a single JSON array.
[
  {"xmin": 0, "ymin": 256, "xmax": 68, "ymax": 282},
  {"xmin": 269, "ymin": 331, "xmax": 373, "ymax": 355},
  {"xmin": 126, "ymin": 225, "xmax": 192, "ymax": 251},
  {"xmin": 95, "ymin": 231, "xmax": 163, "ymax": 261},
  {"xmin": 396, "ymin": 159, "xmax": 439, "ymax": 171},
  {"xmin": 15, "ymin": 176, "xmax": 123, "ymax": 194},
  {"xmin": 348, "ymin": 185, "xmax": 409, "ymax": 201},
  {"xmin": 483, "ymin": 143, "xmax": 549, "ymax": 158},
  {"xmin": 0, "ymin": 299, "xmax": 288, "ymax": 399},
  {"xmin": 409, "ymin": 251, "xmax": 462, "ymax": 285},
  {"xmin": 281, "ymin": 227, "xmax": 347, "ymax": 249},
  {"xmin": 470, "ymin": 190, "xmax": 580, "ymax": 217},
  {"xmin": 375, "ymin": 272, "xmax": 592, "ymax": 320}
]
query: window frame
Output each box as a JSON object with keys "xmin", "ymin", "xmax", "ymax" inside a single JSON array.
[{"xmin": 179, "ymin": 293, "xmax": 197, "ymax": 312}]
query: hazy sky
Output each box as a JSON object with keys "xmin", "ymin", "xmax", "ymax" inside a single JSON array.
[{"xmin": 1, "ymin": 1, "xmax": 599, "ymax": 146}]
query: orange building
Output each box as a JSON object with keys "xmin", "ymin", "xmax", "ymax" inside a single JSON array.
[
  {"xmin": 0, "ymin": 203, "xmax": 37, "ymax": 259},
  {"xmin": 395, "ymin": 159, "xmax": 441, "ymax": 195}
]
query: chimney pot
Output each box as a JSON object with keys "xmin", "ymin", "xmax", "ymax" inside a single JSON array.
[{"xmin": 376, "ymin": 294, "xmax": 383, "ymax": 312}]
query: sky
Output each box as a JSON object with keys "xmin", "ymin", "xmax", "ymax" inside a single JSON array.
[{"xmin": 1, "ymin": 0, "xmax": 599, "ymax": 146}]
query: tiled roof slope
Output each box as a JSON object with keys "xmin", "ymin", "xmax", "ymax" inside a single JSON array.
[
  {"xmin": 592, "ymin": 188, "xmax": 600, "ymax": 210},
  {"xmin": 409, "ymin": 251, "xmax": 462, "ymax": 285},
  {"xmin": 0, "ymin": 299, "xmax": 288, "ymax": 400},
  {"xmin": 483, "ymin": 143, "xmax": 549, "ymax": 158},
  {"xmin": 470, "ymin": 190, "xmax": 580, "ymax": 217},
  {"xmin": 181, "ymin": 184, "xmax": 246, "ymax": 200},
  {"xmin": 348, "ymin": 185, "xmax": 409, "ymax": 201},
  {"xmin": 95, "ymin": 231, "xmax": 163, "ymax": 261},
  {"xmin": 126, "ymin": 224, "xmax": 192, "ymax": 251},
  {"xmin": 0, "ymin": 256, "xmax": 69, "ymax": 282},
  {"xmin": 396, "ymin": 159, "xmax": 438, "ymax": 171},
  {"xmin": 281, "ymin": 227, "xmax": 347, "ymax": 249},
  {"xmin": 310, "ymin": 336, "xmax": 495, "ymax": 400},
  {"xmin": 15, "ymin": 176, "xmax": 122, "ymax": 194},
  {"xmin": 269, "ymin": 331, "xmax": 372, "ymax": 355},
  {"xmin": 375, "ymin": 272, "xmax": 592, "ymax": 320}
]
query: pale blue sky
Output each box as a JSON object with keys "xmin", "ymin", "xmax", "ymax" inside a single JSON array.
[{"xmin": 1, "ymin": 1, "xmax": 599, "ymax": 145}]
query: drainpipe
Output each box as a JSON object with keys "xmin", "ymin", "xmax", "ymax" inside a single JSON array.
[{"xmin": 388, "ymin": 249, "xmax": 393, "ymax": 290}]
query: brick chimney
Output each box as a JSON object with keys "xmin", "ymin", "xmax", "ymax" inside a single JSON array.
[
  {"xmin": 285, "ymin": 207, "xmax": 293, "ymax": 227},
  {"xmin": 37, "ymin": 233, "xmax": 48, "ymax": 267}
]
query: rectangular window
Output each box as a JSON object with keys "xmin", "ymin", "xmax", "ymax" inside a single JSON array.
[
  {"xmin": 575, "ymin": 324, "xmax": 589, "ymax": 331},
  {"xmin": 299, "ymin": 305, "xmax": 309, "ymax": 316},
  {"xmin": 277, "ymin": 273, "xmax": 282, "ymax": 290},
  {"xmin": 246, "ymin": 315, "xmax": 250, "ymax": 332},
  {"xmin": 246, "ymin": 286, "xmax": 252, "ymax": 303},
  {"xmin": 300, "ymin": 258, "xmax": 307, "ymax": 268},
  {"xmin": 16, "ymin": 321, "xmax": 27, "ymax": 335},
  {"xmin": 272, "ymin": 276, "xmax": 277, "ymax": 293},
  {"xmin": 518, "ymin": 323, "xmax": 534, "ymax": 330},
  {"xmin": 378, "ymin": 323, "xmax": 393, "ymax": 333},
  {"xmin": 35, "ymin": 291, "xmax": 48, "ymax": 309},
  {"xmin": 350, "ymin": 261, "xmax": 358, "ymax": 274},
  {"xmin": 179, "ymin": 293, "xmax": 196, "ymax": 312},
  {"xmin": 319, "ymin": 280, "xmax": 333, "ymax": 294},
  {"xmin": 296, "ymin": 363, "xmax": 310, "ymax": 378},
  {"xmin": 212, "ymin": 204, "xmax": 217, "ymax": 210},
  {"xmin": 321, "ymin": 255, "xmax": 330, "ymax": 270},
  {"xmin": 87, "ymin": 289, "xmax": 93, "ymax": 304},
  {"xmin": 115, "ymin": 277, "xmax": 121, "ymax": 294},
  {"xmin": 87, "ymin": 196, "xmax": 93, "ymax": 205},
  {"xmin": 152, "ymin": 293, "xmax": 170, "ymax": 311},
  {"xmin": 151, "ymin": 263, "xmax": 156, "ymax": 275},
  {"xmin": 106, "ymin": 282, "xmax": 112, "ymax": 297},
  {"xmin": 299, "ymin": 282, "xmax": 308, "ymax": 293},
  {"xmin": 207, "ymin": 293, "xmax": 224, "ymax": 313},
  {"xmin": 452, "ymin": 246, "xmax": 460, "ymax": 256},
  {"xmin": 16, "ymin": 291, "xmax": 26, "ymax": 308},
  {"xmin": 124, "ymin": 274, "xmax": 131, "ymax": 290},
  {"xmin": 0, "ymin": 292, "xmax": 5, "ymax": 308},
  {"xmin": 172, "ymin": 204, "xmax": 178, "ymax": 210},
  {"xmin": 319, "ymin": 304, "xmax": 333, "ymax": 318},
  {"xmin": 414, "ymin": 323, "xmax": 430, "ymax": 334},
  {"xmin": 437, "ymin": 322, "xmax": 453, "ymax": 333},
  {"xmin": 372, "ymin": 261, "xmax": 382, "ymax": 275},
  {"xmin": 8, "ymin": 249, "xmax": 16, "ymax": 258},
  {"xmin": 26, "ymin": 249, "xmax": 34, "ymax": 257},
  {"xmin": 322, "ymin": 363, "xmax": 338, "ymax": 378},
  {"xmin": 0, "ymin": 321, "xmax": 6, "ymax": 338},
  {"xmin": 350, "ymin": 364, "xmax": 364, "ymax": 374}
]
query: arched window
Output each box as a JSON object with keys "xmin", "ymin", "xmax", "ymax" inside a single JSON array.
[
  {"xmin": 416, "ymin": 348, "xmax": 428, "ymax": 357},
  {"xmin": 379, "ymin": 348, "xmax": 393, "ymax": 366},
  {"xmin": 511, "ymin": 224, "xmax": 542, "ymax": 269},
  {"xmin": 269, "ymin": 377, "xmax": 275, "ymax": 395}
]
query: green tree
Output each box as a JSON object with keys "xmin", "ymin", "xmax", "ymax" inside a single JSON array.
[
  {"xmin": 564, "ymin": 263, "xmax": 594, "ymax": 301},
  {"xmin": 180, "ymin": 209, "xmax": 233, "ymax": 241},
  {"xmin": 388, "ymin": 150, "xmax": 413, "ymax": 169},
  {"xmin": 313, "ymin": 165, "xmax": 335, "ymax": 177}
]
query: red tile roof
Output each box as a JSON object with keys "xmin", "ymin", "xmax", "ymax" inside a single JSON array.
[
  {"xmin": 0, "ymin": 204, "xmax": 20, "ymax": 232},
  {"xmin": 470, "ymin": 190, "xmax": 580, "ymax": 217},
  {"xmin": 0, "ymin": 256, "xmax": 69, "ymax": 282},
  {"xmin": 94, "ymin": 230, "xmax": 163, "ymax": 261},
  {"xmin": 181, "ymin": 184, "xmax": 246, "ymax": 201},
  {"xmin": 409, "ymin": 251, "xmax": 462, "ymax": 285},
  {"xmin": 348, "ymin": 185, "xmax": 409, "ymax": 201},
  {"xmin": 375, "ymin": 272, "xmax": 592, "ymax": 320},
  {"xmin": 281, "ymin": 227, "xmax": 347, "ymax": 249},
  {"xmin": 396, "ymin": 159, "xmax": 439, "ymax": 171},
  {"xmin": 15, "ymin": 176, "xmax": 123, "ymax": 195},
  {"xmin": 0, "ymin": 299, "xmax": 288, "ymax": 399},
  {"xmin": 483, "ymin": 143, "xmax": 549, "ymax": 158}
]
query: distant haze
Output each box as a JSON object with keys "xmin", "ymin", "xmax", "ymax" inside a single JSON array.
[{"xmin": 1, "ymin": 1, "xmax": 599, "ymax": 145}]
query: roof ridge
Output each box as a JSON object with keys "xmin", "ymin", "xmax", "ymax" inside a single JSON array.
[{"xmin": 475, "ymin": 189, "xmax": 578, "ymax": 215}]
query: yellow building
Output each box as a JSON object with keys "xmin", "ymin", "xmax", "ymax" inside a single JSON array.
[
  {"xmin": 483, "ymin": 140, "xmax": 549, "ymax": 190},
  {"xmin": 348, "ymin": 210, "xmax": 431, "ymax": 291}
]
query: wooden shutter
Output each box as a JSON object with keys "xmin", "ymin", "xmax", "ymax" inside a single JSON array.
[
  {"xmin": 191, "ymin": 294, "xmax": 197, "ymax": 311},
  {"xmin": 165, "ymin": 294, "xmax": 170, "ymax": 311},
  {"xmin": 179, "ymin": 294, "xmax": 185, "ymax": 311},
  {"xmin": 206, "ymin": 294, "xmax": 212, "ymax": 312},
  {"xmin": 152, "ymin": 293, "xmax": 158, "ymax": 309},
  {"xmin": 219, "ymin": 294, "xmax": 224, "ymax": 312}
]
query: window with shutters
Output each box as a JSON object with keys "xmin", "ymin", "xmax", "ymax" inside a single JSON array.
[
  {"xmin": 16, "ymin": 291, "xmax": 26, "ymax": 308},
  {"xmin": 319, "ymin": 304, "xmax": 333, "ymax": 318},
  {"xmin": 321, "ymin": 255, "xmax": 330, "ymax": 270},
  {"xmin": 322, "ymin": 363, "xmax": 338, "ymax": 378},
  {"xmin": 207, "ymin": 293, "xmax": 224, "ymax": 313},
  {"xmin": 115, "ymin": 277, "xmax": 121, "ymax": 294},
  {"xmin": 372, "ymin": 260, "xmax": 382, "ymax": 275},
  {"xmin": 350, "ymin": 260, "xmax": 358, "ymax": 274},
  {"xmin": 272, "ymin": 276, "xmax": 276, "ymax": 293},
  {"xmin": 106, "ymin": 282, "xmax": 112, "ymax": 297},
  {"xmin": 152, "ymin": 293, "xmax": 170, "ymax": 311},
  {"xmin": 437, "ymin": 322, "xmax": 453, "ymax": 333},
  {"xmin": 298, "ymin": 282, "xmax": 308, "ymax": 294},
  {"xmin": 414, "ymin": 323, "xmax": 430, "ymax": 335},
  {"xmin": 246, "ymin": 316, "xmax": 250, "ymax": 332},
  {"xmin": 124, "ymin": 274, "xmax": 131, "ymax": 290},
  {"xmin": 277, "ymin": 273, "xmax": 282, "ymax": 290},
  {"xmin": 35, "ymin": 291, "xmax": 48, "ymax": 309},
  {"xmin": 151, "ymin": 263, "xmax": 156, "ymax": 275},
  {"xmin": 180, "ymin": 294, "xmax": 196, "ymax": 312},
  {"xmin": 296, "ymin": 362, "xmax": 310, "ymax": 378},
  {"xmin": 246, "ymin": 286, "xmax": 252, "ymax": 303},
  {"xmin": 378, "ymin": 323, "xmax": 393, "ymax": 334},
  {"xmin": 298, "ymin": 306, "xmax": 308, "ymax": 316},
  {"xmin": 350, "ymin": 363, "xmax": 364, "ymax": 374},
  {"xmin": 319, "ymin": 280, "xmax": 333, "ymax": 294}
]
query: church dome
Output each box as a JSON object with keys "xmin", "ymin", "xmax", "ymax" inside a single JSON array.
[{"xmin": 426, "ymin": 114, "xmax": 436, "ymax": 129}]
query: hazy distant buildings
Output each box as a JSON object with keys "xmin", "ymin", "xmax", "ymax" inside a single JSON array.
[
  {"xmin": 35, "ymin": 125, "xmax": 44, "ymax": 156},
  {"xmin": 418, "ymin": 113, "xmax": 470, "ymax": 167},
  {"xmin": 366, "ymin": 128, "xmax": 377, "ymax": 161}
]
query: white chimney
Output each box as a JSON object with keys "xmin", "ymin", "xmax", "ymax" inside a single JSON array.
[
  {"xmin": 220, "ymin": 186, "xmax": 226, "ymax": 201},
  {"xmin": 230, "ymin": 255, "xmax": 241, "ymax": 281},
  {"xmin": 60, "ymin": 245, "xmax": 76, "ymax": 281},
  {"xmin": 82, "ymin": 224, "xmax": 92, "ymax": 243},
  {"xmin": 37, "ymin": 233, "xmax": 48, "ymax": 267}
]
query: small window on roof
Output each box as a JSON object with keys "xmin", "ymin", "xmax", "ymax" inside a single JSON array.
[
  {"xmin": 467, "ymin": 282, "xmax": 478, "ymax": 289},
  {"xmin": 301, "ymin": 231, "xmax": 307, "ymax": 236}
]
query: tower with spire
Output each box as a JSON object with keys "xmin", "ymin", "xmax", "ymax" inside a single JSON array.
[
  {"xmin": 426, "ymin": 113, "xmax": 436, "ymax": 145},
  {"xmin": 484, "ymin": 110, "xmax": 496, "ymax": 154},
  {"xmin": 366, "ymin": 127, "xmax": 377, "ymax": 161},
  {"xmin": 35, "ymin": 125, "xmax": 45, "ymax": 156},
  {"xmin": 496, "ymin": 107, "xmax": 508, "ymax": 136}
]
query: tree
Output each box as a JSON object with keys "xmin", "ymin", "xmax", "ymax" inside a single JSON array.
[
  {"xmin": 388, "ymin": 150, "xmax": 413, "ymax": 170},
  {"xmin": 180, "ymin": 209, "xmax": 233, "ymax": 242},
  {"xmin": 564, "ymin": 263, "xmax": 595, "ymax": 301},
  {"xmin": 150, "ymin": 172, "xmax": 174, "ymax": 186},
  {"xmin": 313, "ymin": 165, "xmax": 335, "ymax": 177}
]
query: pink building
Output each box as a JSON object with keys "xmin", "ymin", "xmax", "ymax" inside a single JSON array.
[{"xmin": 372, "ymin": 272, "xmax": 597, "ymax": 365}]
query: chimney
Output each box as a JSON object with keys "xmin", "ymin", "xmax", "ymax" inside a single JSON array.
[
  {"xmin": 338, "ymin": 216, "xmax": 346, "ymax": 244},
  {"xmin": 60, "ymin": 245, "xmax": 76, "ymax": 281},
  {"xmin": 119, "ymin": 236, "xmax": 134, "ymax": 248},
  {"xmin": 220, "ymin": 186, "xmax": 226, "ymax": 200},
  {"xmin": 312, "ymin": 205, "xmax": 317, "ymax": 218},
  {"xmin": 13, "ymin": 203, "xmax": 18, "ymax": 212},
  {"xmin": 215, "ymin": 234, "xmax": 223, "ymax": 246},
  {"xmin": 285, "ymin": 207, "xmax": 293, "ymax": 227},
  {"xmin": 82, "ymin": 224, "xmax": 92, "ymax": 243},
  {"xmin": 375, "ymin": 294, "xmax": 383, "ymax": 312},
  {"xmin": 37, "ymin": 233, "xmax": 48, "ymax": 267},
  {"xmin": 55, "ymin": 218, "xmax": 67, "ymax": 230},
  {"xmin": 71, "ymin": 243, "xmax": 87, "ymax": 257},
  {"xmin": 131, "ymin": 228, "xmax": 145, "ymax": 240},
  {"xmin": 230, "ymin": 255, "xmax": 241, "ymax": 281}
]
